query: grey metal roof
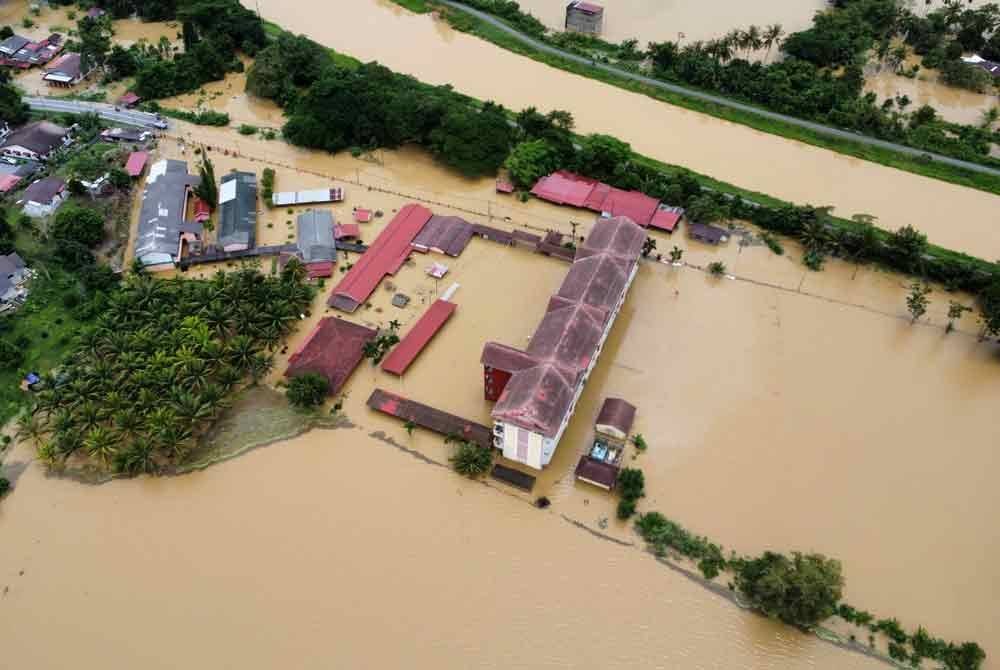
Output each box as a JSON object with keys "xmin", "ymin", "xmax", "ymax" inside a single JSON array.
[
  {"xmin": 218, "ymin": 171, "xmax": 257, "ymax": 250},
  {"xmin": 0, "ymin": 252, "xmax": 25, "ymax": 297},
  {"xmin": 135, "ymin": 159, "xmax": 201, "ymax": 265},
  {"xmin": 296, "ymin": 209, "xmax": 336, "ymax": 263},
  {"xmin": 0, "ymin": 121, "xmax": 68, "ymax": 157},
  {"xmin": 0, "ymin": 35, "xmax": 29, "ymax": 55}
]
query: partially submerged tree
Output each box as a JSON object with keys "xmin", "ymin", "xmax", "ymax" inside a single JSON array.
[
  {"xmin": 906, "ymin": 281, "xmax": 931, "ymax": 323},
  {"xmin": 734, "ymin": 551, "xmax": 844, "ymax": 628},
  {"xmin": 195, "ymin": 153, "xmax": 218, "ymax": 209},
  {"xmin": 286, "ymin": 372, "xmax": 329, "ymax": 409},
  {"xmin": 450, "ymin": 441, "xmax": 493, "ymax": 477}
]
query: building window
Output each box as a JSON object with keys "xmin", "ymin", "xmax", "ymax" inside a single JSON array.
[{"xmin": 493, "ymin": 423, "xmax": 504, "ymax": 436}]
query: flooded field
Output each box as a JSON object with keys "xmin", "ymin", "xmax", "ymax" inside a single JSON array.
[
  {"xmin": 5, "ymin": 116, "xmax": 1000, "ymax": 667},
  {"xmin": 865, "ymin": 56, "xmax": 998, "ymax": 127},
  {"xmin": 248, "ymin": 0, "xmax": 1000, "ymax": 262}
]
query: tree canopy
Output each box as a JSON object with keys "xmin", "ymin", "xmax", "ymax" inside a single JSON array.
[
  {"xmin": 734, "ymin": 551, "xmax": 844, "ymax": 628},
  {"xmin": 286, "ymin": 372, "xmax": 329, "ymax": 409},
  {"xmin": 51, "ymin": 206, "xmax": 105, "ymax": 249}
]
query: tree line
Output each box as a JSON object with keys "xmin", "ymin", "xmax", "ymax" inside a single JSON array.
[
  {"xmin": 635, "ymin": 511, "xmax": 985, "ymax": 669},
  {"xmin": 433, "ymin": 0, "xmax": 1000, "ymax": 171}
]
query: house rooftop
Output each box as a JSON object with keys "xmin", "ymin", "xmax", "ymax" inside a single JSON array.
[
  {"xmin": 296, "ymin": 209, "xmax": 336, "ymax": 263},
  {"xmin": 21, "ymin": 176, "xmax": 65, "ymax": 204},
  {"xmin": 218, "ymin": 171, "xmax": 257, "ymax": 250},
  {"xmin": 1, "ymin": 121, "xmax": 68, "ymax": 157},
  {"xmin": 0, "ymin": 35, "xmax": 29, "ymax": 55},
  {"xmin": 285, "ymin": 317, "xmax": 377, "ymax": 395},
  {"xmin": 135, "ymin": 159, "xmax": 201, "ymax": 265}
]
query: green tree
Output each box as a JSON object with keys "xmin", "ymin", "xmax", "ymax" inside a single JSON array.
[
  {"xmin": 286, "ymin": 372, "xmax": 329, "ymax": 408},
  {"xmin": 889, "ymin": 225, "xmax": 927, "ymax": 271},
  {"xmin": 575, "ymin": 134, "xmax": 631, "ymax": 182},
  {"xmin": 429, "ymin": 102, "xmax": 513, "ymax": 177},
  {"xmin": 504, "ymin": 139, "xmax": 560, "ymax": 187},
  {"xmin": 669, "ymin": 246, "xmax": 684, "ymax": 263},
  {"xmin": 977, "ymin": 279, "xmax": 1000, "ymax": 341},
  {"xmin": 450, "ymin": 441, "xmax": 493, "ymax": 477},
  {"xmin": 906, "ymin": 281, "xmax": 931, "ymax": 323},
  {"xmin": 686, "ymin": 194, "xmax": 728, "ymax": 224},
  {"xmin": 708, "ymin": 261, "xmax": 727, "ymax": 276},
  {"xmin": 946, "ymin": 300, "xmax": 971, "ymax": 333},
  {"xmin": 734, "ymin": 551, "xmax": 844, "ymax": 628},
  {"xmin": 51, "ymin": 205, "xmax": 105, "ymax": 248},
  {"xmin": 195, "ymin": 154, "xmax": 218, "ymax": 209}
]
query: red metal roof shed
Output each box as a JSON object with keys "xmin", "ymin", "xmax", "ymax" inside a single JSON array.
[
  {"xmin": 649, "ymin": 207, "xmax": 683, "ymax": 232},
  {"xmin": 328, "ymin": 203, "xmax": 432, "ymax": 312},
  {"xmin": 124, "ymin": 150, "xmax": 148, "ymax": 177},
  {"xmin": 381, "ymin": 299, "xmax": 457, "ymax": 376},
  {"xmin": 285, "ymin": 317, "xmax": 377, "ymax": 395},
  {"xmin": 0, "ymin": 174, "xmax": 21, "ymax": 193}
]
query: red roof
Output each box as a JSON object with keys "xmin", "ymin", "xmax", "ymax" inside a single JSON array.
[
  {"xmin": 600, "ymin": 189, "xmax": 659, "ymax": 227},
  {"xmin": 0, "ymin": 174, "xmax": 21, "ymax": 193},
  {"xmin": 381, "ymin": 299, "xmax": 457, "ymax": 375},
  {"xmin": 118, "ymin": 92, "xmax": 140, "ymax": 106},
  {"xmin": 530, "ymin": 171, "xmax": 598, "ymax": 208},
  {"xmin": 649, "ymin": 206, "xmax": 683, "ymax": 232},
  {"xmin": 124, "ymin": 150, "xmax": 148, "ymax": 177},
  {"xmin": 192, "ymin": 197, "xmax": 211, "ymax": 222},
  {"xmin": 335, "ymin": 223, "xmax": 360, "ymax": 240},
  {"xmin": 285, "ymin": 317, "xmax": 377, "ymax": 395},
  {"xmin": 574, "ymin": 1, "xmax": 604, "ymax": 14},
  {"xmin": 488, "ymin": 217, "xmax": 645, "ymax": 439},
  {"xmin": 328, "ymin": 203, "xmax": 432, "ymax": 312},
  {"xmin": 306, "ymin": 261, "xmax": 333, "ymax": 279},
  {"xmin": 354, "ymin": 208, "xmax": 373, "ymax": 223},
  {"xmin": 496, "ymin": 179, "xmax": 514, "ymax": 194}
]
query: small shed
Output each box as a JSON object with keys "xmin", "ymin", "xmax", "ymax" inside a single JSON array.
[
  {"xmin": 353, "ymin": 207, "xmax": 373, "ymax": 223},
  {"xmin": 124, "ymin": 150, "xmax": 149, "ymax": 177},
  {"xmin": 117, "ymin": 92, "xmax": 141, "ymax": 108},
  {"xmin": 565, "ymin": 1, "xmax": 604, "ymax": 35},
  {"xmin": 595, "ymin": 397, "xmax": 636, "ymax": 442},
  {"xmin": 496, "ymin": 179, "xmax": 514, "ymax": 194},
  {"xmin": 687, "ymin": 222, "xmax": 730, "ymax": 245}
]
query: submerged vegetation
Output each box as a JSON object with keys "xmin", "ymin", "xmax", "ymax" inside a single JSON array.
[
  {"xmin": 24, "ymin": 266, "xmax": 312, "ymax": 475},
  {"xmin": 286, "ymin": 372, "xmax": 329, "ymax": 410},
  {"xmin": 449, "ymin": 439, "xmax": 493, "ymax": 477},
  {"xmin": 635, "ymin": 512, "xmax": 985, "ymax": 669}
]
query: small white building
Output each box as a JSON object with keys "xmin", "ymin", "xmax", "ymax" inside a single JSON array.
[{"xmin": 19, "ymin": 176, "xmax": 67, "ymax": 218}]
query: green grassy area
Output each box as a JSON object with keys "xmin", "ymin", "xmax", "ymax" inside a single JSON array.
[
  {"xmin": 0, "ymin": 262, "xmax": 88, "ymax": 426},
  {"xmin": 393, "ymin": 0, "xmax": 1000, "ymax": 196}
]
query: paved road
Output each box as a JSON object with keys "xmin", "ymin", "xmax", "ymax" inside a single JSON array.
[
  {"xmin": 24, "ymin": 96, "xmax": 169, "ymax": 130},
  {"xmin": 440, "ymin": 0, "xmax": 1000, "ymax": 180}
]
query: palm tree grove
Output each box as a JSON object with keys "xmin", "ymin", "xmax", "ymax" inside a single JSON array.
[{"xmin": 18, "ymin": 262, "xmax": 313, "ymax": 475}]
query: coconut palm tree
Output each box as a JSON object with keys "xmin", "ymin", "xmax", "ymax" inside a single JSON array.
[
  {"xmin": 84, "ymin": 427, "xmax": 118, "ymax": 464},
  {"xmin": 763, "ymin": 24, "xmax": 784, "ymax": 62}
]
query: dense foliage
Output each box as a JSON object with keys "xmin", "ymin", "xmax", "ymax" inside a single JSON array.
[
  {"xmin": 733, "ymin": 551, "xmax": 844, "ymax": 627},
  {"xmin": 51, "ymin": 205, "xmax": 105, "ymax": 248},
  {"xmin": 615, "ymin": 466, "xmax": 644, "ymax": 520},
  {"xmin": 286, "ymin": 372, "xmax": 329, "ymax": 409},
  {"xmin": 0, "ymin": 68, "xmax": 28, "ymax": 126},
  {"xmin": 246, "ymin": 33, "xmax": 329, "ymax": 106},
  {"xmin": 88, "ymin": 0, "xmax": 266, "ymax": 100},
  {"xmin": 28, "ymin": 267, "xmax": 312, "ymax": 474}
]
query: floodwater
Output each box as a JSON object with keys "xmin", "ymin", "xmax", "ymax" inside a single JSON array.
[
  {"xmin": 250, "ymin": 0, "xmax": 1000, "ymax": 262},
  {"xmin": 514, "ymin": 0, "xmax": 826, "ymax": 46},
  {"xmin": 865, "ymin": 54, "xmax": 998, "ymax": 127},
  {"xmin": 5, "ymin": 118, "xmax": 1000, "ymax": 667}
]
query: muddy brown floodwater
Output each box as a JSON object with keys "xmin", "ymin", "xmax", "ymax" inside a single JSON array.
[
  {"xmin": 3, "ymin": 115, "xmax": 1000, "ymax": 668},
  {"xmin": 248, "ymin": 0, "xmax": 1000, "ymax": 263}
]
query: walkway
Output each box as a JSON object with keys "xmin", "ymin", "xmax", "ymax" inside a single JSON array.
[
  {"xmin": 367, "ymin": 388, "xmax": 493, "ymax": 448},
  {"xmin": 439, "ymin": 0, "xmax": 1000, "ymax": 179}
]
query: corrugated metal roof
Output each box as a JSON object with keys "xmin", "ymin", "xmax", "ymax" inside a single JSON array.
[
  {"xmin": 218, "ymin": 171, "xmax": 257, "ymax": 250},
  {"xmin": 381, "ymin": 299, "xmax": 457, "ymax": 375}
]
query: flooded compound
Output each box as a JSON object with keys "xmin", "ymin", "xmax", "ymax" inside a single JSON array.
[
  {"xmin": 247, "ymin": 0, "xmax": 1000, "ymax": 262},
  {"xmin": 4, "ymin": 118, "xmax": 1000, "ymax": 667}
]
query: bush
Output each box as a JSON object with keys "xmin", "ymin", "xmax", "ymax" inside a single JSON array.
[
  {"xmin": 238, "ymin": 124, "xmax": 258, "ymax": 135},
  {"xmin": 450, "ymin": 441, "xmax": 493, "ymax": 477},
  {"xmin": 734, "ymin": 551, "xmax": 843, "ymax": 628},
  {"xmin": 286, "ymin": 372, "xmax": 329, "ymax": 408},
  {"xmin": 0, "ymin": 476, "xmax": 9, "ymax": 497},
  {"xmin": 51, "ymin": 205, "xmax": 106, "ymax": 248},
  {"xmin": 616, "ymin": 498, "xmax": 637, "ymax": 519}
]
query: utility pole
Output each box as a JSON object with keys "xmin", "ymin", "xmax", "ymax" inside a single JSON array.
[{"xmin": 570, "ymin": 220, "xmax": 579, "ymax": 242}]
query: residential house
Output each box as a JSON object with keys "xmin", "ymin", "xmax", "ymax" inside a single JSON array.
[
  {"xmin": 565, "ymin": 1, "xmax": 604, "ymax": 34},
  {"xmin": 135, "ymin": 159, "xmax": 202, "ymax": 267},
  {"xmin": 0, "ymin": 121, "xmax": 70, "ymax": 161},
  {"xmin": 962, "ymin": 54, "xmax": 1000, "ymax": 76},
  {"xmin": 19, "ymin": 176, "xmax": 67, "ymax": 217},
  {"xmin": 218, "ymin": 171, "xmax": 257, "ymax": 252},
  {"xmin": 0, "ymin": 252, "xmax": 28, "ymax": 306},
  {"xmin": 43, "ymin": 52, "xmax": 90, "ymax": 87},
  {"xmin": 101, "ymin": 127, "xmax": 151, "ymax": 143},
  {"xmin": 481, "ymin": 216, "xmax": 645, "ymax": 470},
  {"xmin": 687, "ymin": 222, "xmax": 729, "ymax": 245}
]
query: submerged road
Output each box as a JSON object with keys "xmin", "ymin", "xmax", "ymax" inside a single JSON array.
[
  {"xmin": 24, "ymin": 96, "xmax": 169, "ymax": 129},
  {"xmin": 439, "ymin": 0, "xmax": 1000, "ymax": 179}
]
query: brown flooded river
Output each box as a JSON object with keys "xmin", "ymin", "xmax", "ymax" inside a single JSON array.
[{"xmin": 246, "ymin": 0, "xmax": 1000, "ymax": 262}]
